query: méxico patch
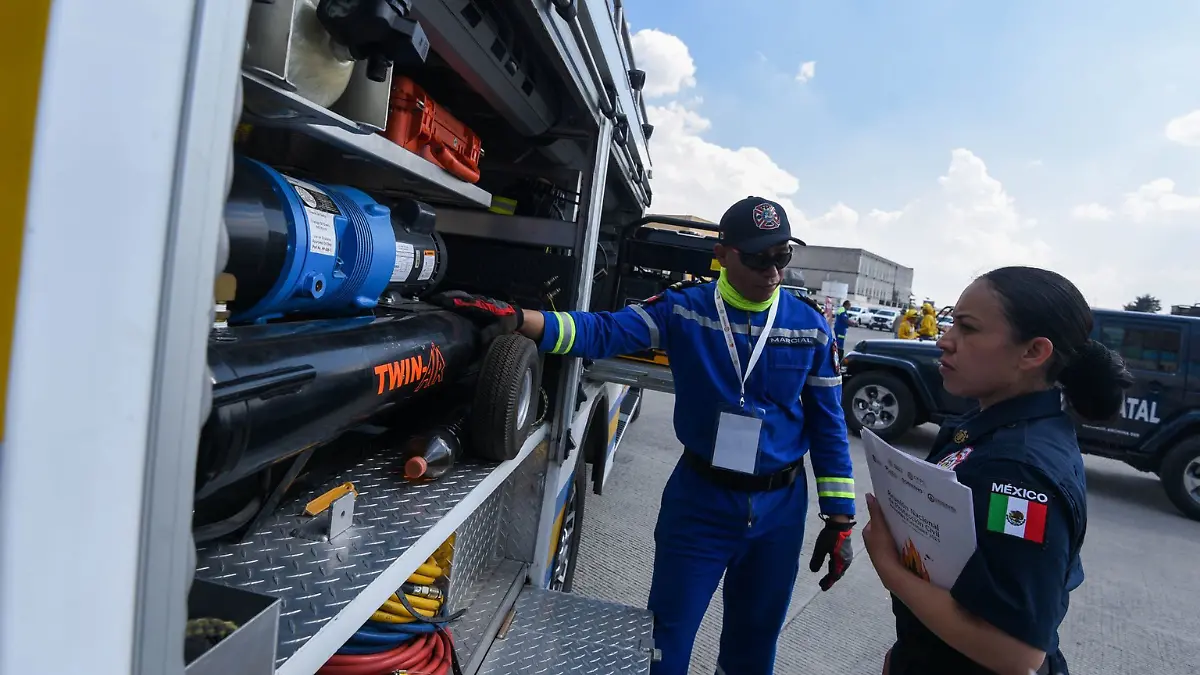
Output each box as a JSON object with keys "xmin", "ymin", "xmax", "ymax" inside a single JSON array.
[{"xmin": 986, "ymin": 482, "xmax": 1049, "ymax": 544}]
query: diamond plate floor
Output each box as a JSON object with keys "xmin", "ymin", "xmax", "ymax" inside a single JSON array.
[
  {"xmin": 478, "ymin": 588, "xmax": 654, "ymax": 674},
  {"xmin": 574, "ymin": 388, "xmax": 1200, "ymax": 674},
  {"xmin": 194, "ymin": 436, "xmax": 535, "ymax": 666}
]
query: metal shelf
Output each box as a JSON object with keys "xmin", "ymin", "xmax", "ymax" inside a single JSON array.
[
  {"xmin": 194, "ymin": 425, "xmax": 548, "ymax": 675},
  {"xmin": 477, "ymin": 588, "xmax": 655, "ymax": 674},
  {"xmin": 436, "ymin": 207, "xmax": 579, "ymax": 248},
  {"xmin": 240, "ymin": 71, "xmax": 492, "ymax": 209},
  {"xmin": 585, "ymin": 357, "xmax": 674, "ymax": 394}
]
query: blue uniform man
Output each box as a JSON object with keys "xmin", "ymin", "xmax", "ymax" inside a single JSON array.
[
  {"xmin": 833, "ymin": 300, "xmax": 852, "ymax": 358},
  {"xmin": 434, "ymin": 197, "xmax": 857, "ymax": 674}
]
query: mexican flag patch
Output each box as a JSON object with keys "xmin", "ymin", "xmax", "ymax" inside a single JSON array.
[{"xmin": 986, "ymin": 482, "xmax": 1049, "ymax": 543}]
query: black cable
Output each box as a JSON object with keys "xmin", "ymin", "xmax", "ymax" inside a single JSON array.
[{"xmin": 193, "ymin": 493, "xmax": 264, "ymax": 543}]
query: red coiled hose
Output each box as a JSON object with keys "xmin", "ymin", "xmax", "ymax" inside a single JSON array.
[{"xmin": 318, "ymin": 629, "xmax": 455, "ymax": 675}]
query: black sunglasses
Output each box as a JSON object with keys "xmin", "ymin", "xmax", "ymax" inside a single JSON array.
[{"xmin": 738, "ymin": 248, "xmax": 793, "ymax": 271}]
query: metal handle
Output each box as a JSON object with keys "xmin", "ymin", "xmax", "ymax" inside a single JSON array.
[{"xmin": 551, "ymin": 0, "xmax": 615, "ymax": 117}]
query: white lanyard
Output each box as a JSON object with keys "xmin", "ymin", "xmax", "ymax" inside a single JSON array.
[{"xmin": 713, "ymin": 284, "xmax": 779, "ymax": 408}]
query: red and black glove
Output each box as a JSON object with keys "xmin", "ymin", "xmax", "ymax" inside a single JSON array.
[
  {"xmin": 809, "ymin": 515, "xmax": 856, "ymax": 591},
  {"xmin": 428, "ymin": 291, "xmax": 523, "ymax": 344}
]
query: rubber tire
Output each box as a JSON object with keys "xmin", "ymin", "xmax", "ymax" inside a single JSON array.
[
  {"xmin": 1159, "ymin": 436, "xmax": 1200, "ymax": 521},
  {"xmin": 841, "ymin": 370, "xmax": 917, "ymax": 443},
  {"xmin": 551, "ymin": 452, "xmax": 588, "ymax": 593},
  {"xmin": 628, "ymin": 387, "xmax": 643, "ymax": 424},
  {"xmin": 470, "ymin": 334, "xmax": 542, "ymax": 462}
]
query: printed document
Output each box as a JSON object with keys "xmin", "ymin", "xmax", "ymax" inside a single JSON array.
[{"xmin": 862, "ymin": 430, "xmax": 978, "ymax": 590}]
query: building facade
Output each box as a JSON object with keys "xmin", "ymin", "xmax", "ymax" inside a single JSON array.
[{"xmin": 787, "ymin": 246, "xmax": 913, "ymax": 307}]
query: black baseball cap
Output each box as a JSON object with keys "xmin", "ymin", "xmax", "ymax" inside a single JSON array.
[{"xmin": 717, "ymin": 196, "xmax": 806, "ymax": 253}]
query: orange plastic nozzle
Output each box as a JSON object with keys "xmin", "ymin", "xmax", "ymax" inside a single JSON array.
[{"xmin": 405, "ymin": 456, "xmax": 428, "ymax": 480}]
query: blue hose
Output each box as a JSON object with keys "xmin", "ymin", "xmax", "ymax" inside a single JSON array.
[
  {"xmin": 335, "ymin": 642, "xmax": 400, "ymax": 655},
  {"xmin": 334, "ymin": 620, "xmax": 448, "ymax": 655},
  {"xmin": 363, "ymin": 620, "xmax": 444, "ymax": 635}
]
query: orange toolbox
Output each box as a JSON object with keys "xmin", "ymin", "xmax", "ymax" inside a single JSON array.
[{"xmin": 383, "ymin": 75, "xmax": 484, "ymax": 184}]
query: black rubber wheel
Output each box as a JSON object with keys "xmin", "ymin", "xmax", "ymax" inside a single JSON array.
[
  {"xmin": 470, "ymin": 334, "xmax": 542, "ymax": 461},
  {"xmin": 842, "ymin": 371, "xmax": 917, "ymax": 443},
  {"xmin": 628, "ymin": 387, "xmax": 643, "ymax": 424},
  {"xmin": 1160, "ymin": 436, "xmax": 1200, "ymax": 521},
  {"xmin": 550, "ymin": 451, "xmax": 587, "ymax": 592}
]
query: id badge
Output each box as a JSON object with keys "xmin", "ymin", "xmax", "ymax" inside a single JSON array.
[{"xmin": 711, "ymin": 405, "xmax": 765, "ymax": 474}]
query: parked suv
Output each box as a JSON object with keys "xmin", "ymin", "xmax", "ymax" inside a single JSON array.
[
  {"xmin": 846, "ymin": 306, "xmax": 870, "ymax": 326},
  {"xmin": 867, "ymin": 308, "xmax": 901, "ymax": 331},
  {"xmin": 839, "ymin": 309, "xmax": 1200, "ymax": 521}
]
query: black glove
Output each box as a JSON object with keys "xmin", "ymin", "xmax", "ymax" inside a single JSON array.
[
  {"xmin": 427, "ymin": 291, "xmax": 523, "ymax": 344},
  {"xmin": 809, "ymin": 515, "xmax": 856, "ymax": 591}
]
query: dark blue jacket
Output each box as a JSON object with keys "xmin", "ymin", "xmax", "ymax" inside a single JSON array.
[
  {"xmin": 891, "ymin": 389, "xmax": 1087, "ymax": 674},
  {"xmin": 537, "ymin": 280, "xmax": 856, "ymax": 515}
]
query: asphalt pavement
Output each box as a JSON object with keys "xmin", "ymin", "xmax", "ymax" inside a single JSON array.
[{"xmin": 573, "ymin": 327, "xmax": 1200, "ymax": 674}]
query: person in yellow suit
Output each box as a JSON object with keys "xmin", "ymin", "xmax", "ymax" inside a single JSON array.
[
  {"xmin": 917, "ymin": 302, "xmax": 939, "ymax": 340},
  {"xmin": 897, "ymin": 309, "xmax": 918, "ymax": 339}
]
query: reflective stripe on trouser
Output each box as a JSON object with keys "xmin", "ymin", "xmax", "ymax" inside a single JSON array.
[{"xmin": 648, "ymin": 459, "xmax": 808, "ymax": 675}]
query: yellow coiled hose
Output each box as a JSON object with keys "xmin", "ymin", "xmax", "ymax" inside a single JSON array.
[{"xmin": 370, "ymin": 557, "xmax": 448, "ymax": 624}]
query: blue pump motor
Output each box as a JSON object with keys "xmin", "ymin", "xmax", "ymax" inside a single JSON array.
[{"xmin": 223, "ymin": 156, "xmax": 397, "ymax": 324}]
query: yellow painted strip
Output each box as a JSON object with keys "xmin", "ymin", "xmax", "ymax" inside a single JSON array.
[
  {"xmin": 546, "ymin": 505, "xmax": 565, "ymax": 567},
  {"xmin": 0, "ymin": 0, "xmax": 53, "ymax": 441}
]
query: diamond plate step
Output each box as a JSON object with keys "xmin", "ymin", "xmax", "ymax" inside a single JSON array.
[
  {"xmin": 477, "ymin": 588, "xmax": 655, "ymax": 674},
  {"xmin": 451, "ymin": 559, "xmax": 527, "ymax": 673},
  {"xmin": 194, "ymin": 428, "xmax": 547, "ymax": 675}
]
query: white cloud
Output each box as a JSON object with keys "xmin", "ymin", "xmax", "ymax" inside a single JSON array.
[
  {"xmin": 640, "ymin": 101, "xmax": 802, "ymax": 221},
  {"xmin": 1070, "ymin": 203, "xmax": 1114, "ymax": 221},
  {"xmin": 631, "ymin": 30, "xmax": 1197, "ymax": 309},
  {"xmin": 629, "ymin": 29, "xmax": 696, "ymax": 97},
  {"xmin": 1121, "ymin": 178, "xmax": 1200, "ymax": 222},
  {"xmin": 796, "ymin": 61, "xmax": 817, "ymax": 84},
  {"xmin": 1165, "ymin": 109, "xmax": 1200, "ymax": 147}
]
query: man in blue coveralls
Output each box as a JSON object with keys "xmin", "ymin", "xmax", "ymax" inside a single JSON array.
[
  {"xmin": 432, "ymin": 197, "xmax": 857, "ymax": 675},
  {"xmin": 834, "ymin": 300, "xmax": 852, "ymax": 361}
]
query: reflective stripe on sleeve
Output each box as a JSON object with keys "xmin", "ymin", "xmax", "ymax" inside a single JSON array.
[
  {"xmin": 816, "ymin": 476, "xmax": 856, "ymax": 499},
  {"xmin": 551, "ymin": 312, "xmax": 576, "ymax": 354},
  {"xmin": 806, "ymin": 375, "xmax": 842, "ymax": 387},
  {"xmin": 629, "ymin": 304, "xmax": 660, "ymax": 349},
  {"xmin": 671, "ymin": 305, "xmax": 829, "ymax": 345}
]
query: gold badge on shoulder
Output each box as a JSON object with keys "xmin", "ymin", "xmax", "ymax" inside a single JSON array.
[{"xmin": 953, "ymin": 429, "xmax": 969, "ymax": 444}]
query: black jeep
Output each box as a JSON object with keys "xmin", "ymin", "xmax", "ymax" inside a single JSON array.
[{"xmin": 839, "ymin": 309, "xmax": 1200, "ymax": 521}]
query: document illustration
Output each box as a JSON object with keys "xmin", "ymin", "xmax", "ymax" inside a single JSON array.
[{"xmin": 862, "ymin": 430, "xmax": 978, "ymax": 590}]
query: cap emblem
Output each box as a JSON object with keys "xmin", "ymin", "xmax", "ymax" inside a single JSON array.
[{"xmin": 752, "ymin": 202, "xmax": 781, "ymax": 230}]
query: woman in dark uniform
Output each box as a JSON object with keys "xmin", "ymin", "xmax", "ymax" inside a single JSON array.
[{"xmin": 862, "ymin": 266, "xmax": 1132, "ymax": 675}]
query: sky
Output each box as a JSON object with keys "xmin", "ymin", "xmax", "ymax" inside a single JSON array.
[{"xmin": 623, "ymin": 0, "xmax": 1200, "ymax": 310}]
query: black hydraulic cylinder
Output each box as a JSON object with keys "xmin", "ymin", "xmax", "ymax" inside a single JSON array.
[{"xmin": 195, "ymin": 310, "xmax": 479, "ymax": 499}]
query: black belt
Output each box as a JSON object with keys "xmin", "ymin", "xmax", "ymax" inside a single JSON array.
[{"xmin": 682, "ymin": 451, "xmax": 803, "ymax": 492}]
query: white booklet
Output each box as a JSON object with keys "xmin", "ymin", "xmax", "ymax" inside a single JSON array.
[{"xmin": 862, "ymin": 429, "xmax": 978, "ymax": 590}]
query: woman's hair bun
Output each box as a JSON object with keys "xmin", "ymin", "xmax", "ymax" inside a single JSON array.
[{"xmin": 1059, "ymin": 339, "xmax": 1133, "ymax": 421}]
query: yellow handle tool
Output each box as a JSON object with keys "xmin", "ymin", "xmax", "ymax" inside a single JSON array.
[{"xmin": 304, "ymin": 482, "xmax": 357, "ymax": 516}]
